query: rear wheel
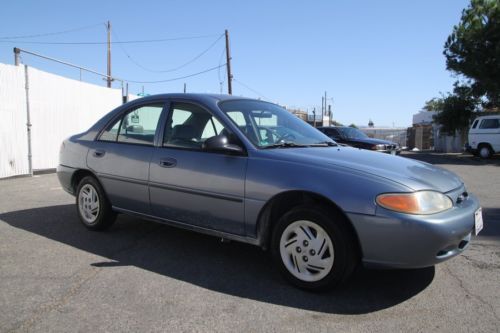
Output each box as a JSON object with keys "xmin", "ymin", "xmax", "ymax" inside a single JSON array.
[
  {"xmin": 76, "ymin": 176, "xmax": 116, "ymax": 230},
  {"xmin": 271, "ymin": 205, "xmax": 358, "ymax": 291},
  {"xmin": 478, "ymin": 144, "xmax": 493, "ymax": 159}
]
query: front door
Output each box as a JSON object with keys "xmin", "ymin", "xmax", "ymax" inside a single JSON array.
[{"xmin": 149, "ymin": 102, "xmax": 247, "ymax": 235}]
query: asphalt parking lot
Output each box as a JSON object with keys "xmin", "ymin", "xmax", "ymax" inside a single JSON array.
[{"xmin": 1, "ymin": 152, "xmax": 499, "ymax": 333}]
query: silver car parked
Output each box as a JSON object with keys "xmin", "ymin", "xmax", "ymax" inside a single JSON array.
[{"xmin": 57, "ymin": 94, "xmax": 482, "ymax": 290}]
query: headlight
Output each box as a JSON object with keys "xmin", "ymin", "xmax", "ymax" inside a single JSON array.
[{"xmin": 376, "ymin": 191, "xmax": 453, "ymax": 215}]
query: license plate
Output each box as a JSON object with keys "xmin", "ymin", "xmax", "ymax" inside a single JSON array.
[
  {"xmin": 474, "ymin": 208, "xmax": 483, "ymax": 235},
  {"xmin": 390, "ymin": 150, "xmax": 396, "ymax": 155}
]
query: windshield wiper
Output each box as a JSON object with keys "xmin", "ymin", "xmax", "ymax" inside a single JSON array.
[
  {"xmin": 262, "ymin": 142, "xmax": 309, "ymax": 149},
  {"xmin": 310, "ymin": 141, "xmax": 338, "ymax": 147}
]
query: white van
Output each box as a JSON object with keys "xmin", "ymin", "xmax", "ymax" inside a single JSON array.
[{"xmin": 467, "ymin": 115, "xmax": 500, "ymax": 158}]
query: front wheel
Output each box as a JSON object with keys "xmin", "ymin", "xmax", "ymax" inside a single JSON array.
[
  {"xmin": 76, "ymin": 176, "xmax": 116, "ymax": 230},
  {"xmin": 271, "ymin": 205, "xmax": 358, "ymax": 291},
  {"xmin": 478, "ymin": 145, "xmax": 493, "ymax": 159}
]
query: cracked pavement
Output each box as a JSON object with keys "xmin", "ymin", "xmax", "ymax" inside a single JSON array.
[{"xmin": 0, "ymin": 152, "xmax": 499, "ymax": 332}]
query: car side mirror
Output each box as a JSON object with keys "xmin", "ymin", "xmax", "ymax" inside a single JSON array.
[{"xmin": 203, "ymin": 134, "xmax": 244, "ymax": 154}]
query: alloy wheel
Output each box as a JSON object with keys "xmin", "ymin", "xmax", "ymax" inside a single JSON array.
[
  {"xmin": 78, "ymin": 184, "xmax": 100, "ymax": 224},
  {"xmin": 279, "ymin": 220, "xmax": 335, "ymax": 282}
]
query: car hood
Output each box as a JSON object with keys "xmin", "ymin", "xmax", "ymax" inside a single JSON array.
[{"xmin": 257, "ymin": 147, "xmax": 462, "ymax": 192}]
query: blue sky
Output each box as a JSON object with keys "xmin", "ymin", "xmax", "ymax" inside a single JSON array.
[{"xmin": 0, "ymin": 0, "xmax": 469, "ymax": 127}]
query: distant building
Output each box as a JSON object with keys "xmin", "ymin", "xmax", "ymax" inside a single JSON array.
[
  {"xmin": 359, "ymin": 126, "xmax": 407, "ymax": 147},
  {"xmin": 412, "ymin": 111, "xmax": 436, "ymax": 125},
  {"xmin": 286, "ymin": 108, "xmax": 308, "ymax": 122},
  {"xmin": 409, "ymin": 111, "xmax": 436, "ymax": 150}
]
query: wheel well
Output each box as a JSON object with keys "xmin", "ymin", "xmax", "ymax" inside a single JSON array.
[
  {"xmin": 71, "ymin": 169, "xmax": 98, "ymax": 193},
  {"xmin": 256, "ymin": 191, "xmax": 362, "ymax": 256},
  {"xmin": 478, "ymin": 143, "xmax": 493, "ymax": 150}
]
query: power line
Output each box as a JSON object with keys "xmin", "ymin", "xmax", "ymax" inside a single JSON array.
[
  {"xmin": 15, "ymin": 46, "xmax": 225, "ymax": 85},
  {"xmin": 113, "ymin": 30, "xmax": 224, "ymax": 73},
  {"xmin": 233, "ymin": 79, "xmax": 269, "ymax": 100},
  {"xmin": 125, "ymin": 64, "xmax": 226, "ymax": 83},
  {"xmin": 14, "ymin": 47, "xmax": 124, "ymax": 83},
  {"xmin": 0, "ymin": 34, "xmax": 222, "ymax": 45},
  {"xmin": 0, "ymin": 23, "xmax": 102, "ymax": 40}
]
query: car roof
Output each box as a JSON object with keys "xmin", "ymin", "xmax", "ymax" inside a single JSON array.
[
  {"xmin": 133, "ymin": 93, "xmax": 256, "ymax": 104},
  {"xmin": 83, "ymin": 93, "xmax": 270, "ymax": 140},
  {"xmin": 474, "ymin": 115, "xmax": 500, "ymax": 120}
]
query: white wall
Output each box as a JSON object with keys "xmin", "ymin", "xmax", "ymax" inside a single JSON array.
[
  {"xmin": 0, "ymin": 64, "xmax": 29, "ymax": 178},
  {"xmin": 0, "ymin": 63, "xmax": 134, "ymax": 178}
]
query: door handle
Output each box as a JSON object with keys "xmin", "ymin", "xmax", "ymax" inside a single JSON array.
[
  {"xmin": 93, "ymin": 149, "xmax": 106, "ymax": 158},
  {"xmin": 159, "ymin": 158, "xmax": 177, "ymax": 168}
]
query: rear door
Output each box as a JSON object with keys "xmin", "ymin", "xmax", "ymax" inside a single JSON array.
[
  {"xmin": 87, "ymin": 102, "xmax": 164, "ymax": 214},
  {"xmin": 149, "ymin": 101, "xmax": 247, "ymax": 235}
]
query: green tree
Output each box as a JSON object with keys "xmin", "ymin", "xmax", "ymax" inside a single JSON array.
[
  {"xmin": 348, "ymin": 123, "xmax": 358, "ymax": 128},
  {"xmin": 422, "ymin": 98, "xmax": 445, "ymax": 112},
  {"xmin": 432, "ymin": 83, "xmax": 480, "ymax": 135},
  {"xmin": 444, "ymin": 0, "xmax": 500, "ymax": 106}
]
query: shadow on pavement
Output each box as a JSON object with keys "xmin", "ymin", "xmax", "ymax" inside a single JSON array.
[
  {"xmin": 481, "ymin": 208, "xmax": 500, "ymax": 238},
  {"xmin": 401, "ymin": 151, "xmax": 500, "ymax": 166},
  {"xmin": 1, "ymin": 204, "xmax": 435, "ymax": 315}
]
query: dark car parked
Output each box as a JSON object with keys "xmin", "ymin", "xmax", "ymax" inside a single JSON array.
[{"xmin": 317, "ymin": 126, "xmax": 401, "ymax": 155}]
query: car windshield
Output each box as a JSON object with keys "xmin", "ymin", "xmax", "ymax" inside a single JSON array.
[
  {"xmin": 338, "ymin": 127, "xmax": 368, "ymax": 139},
  {"xmin": 219, "ymin": 100, "xmax": 334, "ymax": 148}
]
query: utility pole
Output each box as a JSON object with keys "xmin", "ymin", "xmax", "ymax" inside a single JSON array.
[
  {"xmin": 324, "ymin": 91, "xmax": 327, "ymax": 116},
  {"xmin": 14, "ymin": 47, "xmax": 20, "ymax": 66},
  {"xmin": 312, "ymin": 108, "xmax": 316, "ymax": 128},
  {"xmin": 323, "ymin": 91, "xmax": 327, "ymax": 126},
  {"xmin": 321, "ymin": 96, "xmax": 324, "ymax": 118},
  {"xmin": 225, "ymin": 29, "xmax": 233, "ymax": 95},
  {"xmin": 106, "ymin": 21, "xmax": 112, "ymax": 88},
  {"xmin": 328, "ymin": 104, "xmax": 332, "ymax": 126}
]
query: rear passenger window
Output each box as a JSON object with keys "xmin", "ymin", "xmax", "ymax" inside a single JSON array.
[
  {"xmin": 99, "ymin": 104, "xmax": 163, "ymax": 145},
  {"xmin": 479, "ymin": 119, "xmax": 500, "ymax": 129}
]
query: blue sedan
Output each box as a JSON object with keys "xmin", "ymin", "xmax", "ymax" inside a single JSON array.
[{"xmin": 57, "ymin": 94, "xmax": 482, "ymax": 290}]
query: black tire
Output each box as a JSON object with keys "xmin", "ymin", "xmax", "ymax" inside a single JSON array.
[
  {"xmin": 478, "ymin": 144, "xmax": 493, "ymax": 159},
  {"xmin": 271, "ymin": 205, "xmax": 359, "ymax": 291},
  {"xmin": 75, "ymin": 176, "xmax": 116, "ymax": 230}
]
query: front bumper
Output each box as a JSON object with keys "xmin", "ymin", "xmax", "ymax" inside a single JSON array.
[{"xmin": 347, "ymin": 193, "xmax": 480, "ymax": 269}]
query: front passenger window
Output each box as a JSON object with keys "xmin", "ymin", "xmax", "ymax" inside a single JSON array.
[{"xmin": 163, "ymin": 102, "xmax": 235, "ymax": 151}]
